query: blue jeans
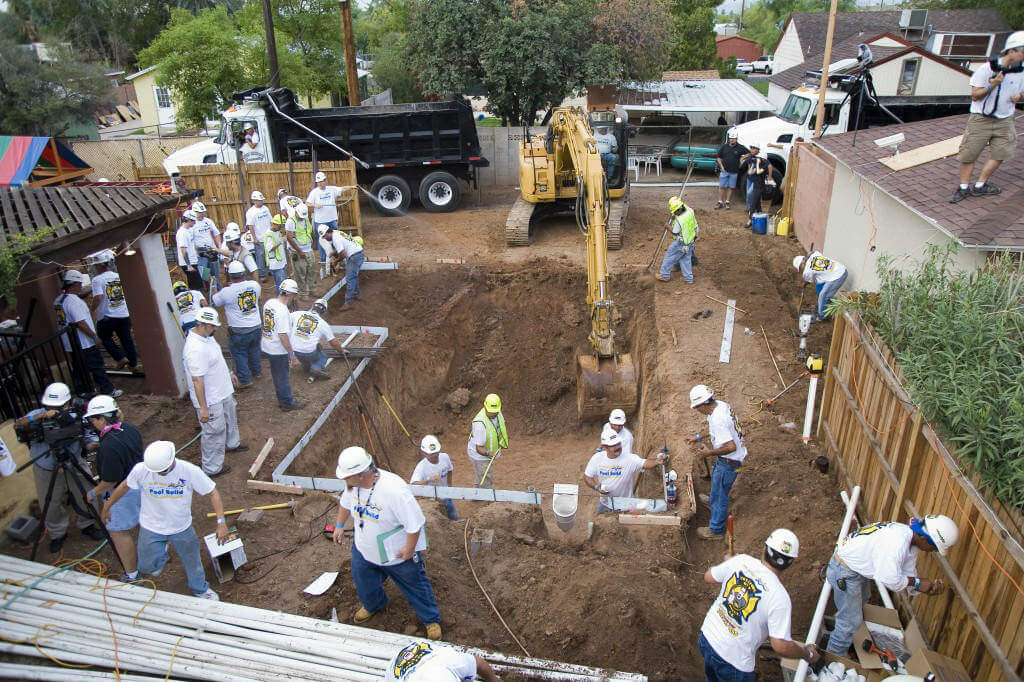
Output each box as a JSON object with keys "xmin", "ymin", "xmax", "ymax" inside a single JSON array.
[
  {"xmin": 253, "ymin": 242, "xmax": 268, "ymax": 278},
  {"xmin": 137, "ymin": 525, "xmax": 209, "ymax": 596},
  {"xmin": 659, "ymin": 239, "xmax": 694, "ymax": 283},
  {"xmin": 269, "ymin": 267, "xmax": 286, "ymax": 290},
  {"xmin": 442, "ymin": 498, "xmax": 458, "ymax": 520},
  {"xmin": 266, "ymin": 353, "xmax": 294, "ymax": 407},
  {"xmin": 826, "ymin": 558, "xmax": 870, "ymax": 654},
  {"xmin": 709, "ymin": 459, "xmax": 738, "ymax": 534},
  {"xmin": 319, "ymin": 220, "xmax": 337, "ymax": 262},
  {"xmin": 295, "ymin": 348, "xmax": 328, "ymax": 373},
  {"xmin": 351, "ymin": 545, "xmax": 441, "ymax": 625},
  {"xmin": 228, "ymin": 326, "xmax": 262, "ymax": 384},
  {"xmin": 745, "ymin": 178, "xmax": 763, "ymax": 214},
  {"xmin": 601, "ymin": 152, "xmax": 618, "ymax": 178},
  {"xmin": 97, "ymin": 316, "xmax": 138, "ymax": 366},
  {"xmin": 699, "ymin": 633, "xmax": 755, "ymax": 682},
  {"xmin": 198, "ymin": 254, "xmax": 220, "ymax": 290},
  {"xmin": 816, "ymin": 271, "xmax": 848, "ymax": 321},
  {"xmin": 76, "ymin": 346, "xmax": 114, "ymax": 394},
  {"xmin": 345, "ymin": 251, "xmax": 365, "ymax": 303}
]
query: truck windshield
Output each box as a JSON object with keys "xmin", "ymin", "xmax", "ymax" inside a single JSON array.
[
  {"xmin": 778, "ymin": 95, "xmax": 811, "ymax": 125},
  {"xmin": 214, "ymin": 120, "xmax": 227, "ymax": 146}
]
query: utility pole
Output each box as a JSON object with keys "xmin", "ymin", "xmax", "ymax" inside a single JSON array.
[
  {"xmin": 261, "ymin": 0, "xmax": 281, "ymax": 89},
  {"xmin": 338, "ymin": 0, "xmax": 361, "ymax": 106},
  {"xmin": 813, "ymin": 0, "xmax": 839, "ymax": 138},
  {"xmin": 739, "ymin": 0, "xmax": 746, "ymax": 33}
]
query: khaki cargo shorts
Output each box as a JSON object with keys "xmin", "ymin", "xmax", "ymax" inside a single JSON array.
[{"xmin": 957, "ymin": 113, "xmax": 1017, "ymax": 164}]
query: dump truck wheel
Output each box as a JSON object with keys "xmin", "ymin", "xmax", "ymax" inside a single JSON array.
[
  {"xmin": 370, "ymin": 175, "xmax": 412, "ymax": 216},
  {"xmin": 419, "ymin": 171, "xmax": 461, "ymax": 213}
]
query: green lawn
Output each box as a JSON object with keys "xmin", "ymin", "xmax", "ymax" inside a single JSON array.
[{"xmin": 746, "ymin": 79, "xmax": 770, "ymax": 96}]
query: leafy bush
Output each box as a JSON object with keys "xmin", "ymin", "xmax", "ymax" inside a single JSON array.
[{"xmin": 833, "ymin": 244, "xmax": 1024, "ymax": 507}]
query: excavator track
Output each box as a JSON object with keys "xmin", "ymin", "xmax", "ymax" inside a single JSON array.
[
  {"xmin": 606, "ymin": 191, "xmax": 629, "ymax": 250},
  {"xmin": 505, "ymin": 197, "xmax": 535, "ymax": 247}
]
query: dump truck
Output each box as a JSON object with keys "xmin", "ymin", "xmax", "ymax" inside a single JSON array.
[{"xmin": 162, "ymin": 87, "xmax": 489, "ymax": 215}]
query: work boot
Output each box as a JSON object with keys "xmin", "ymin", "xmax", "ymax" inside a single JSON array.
[
  {"xmin": 115, "ymin": 358, "xmax": 131, "ymax": 370},
  {"xmin": 81, "ymin": 525, "xmax": 105, "ymax": 541},
  {"xmin": 425, "ymin": 622, "xmax": 442, "ymax": 640},
  {"xmin": 655, "ymin": 275, "xmax": 671, "ymax": 282},
  {"xmin": 281, "ymin": 400, "xmax": 307, "ymax": 412},
  {"xmin": 970, "ymin": 182, "xmax": 1000, "ymax": 197},
  {"xmin": 949, "ymin": 187, "xmax": 971, "ymax": 204},
  {"xmin": 48, "ymin": 535, "xmax": 67, "ymax": 553},
  {"xmin": 696, "ymin": 526, "xmax": 724, "ymax": 541},
  {"xmin": 353, "ymin": 606, "xmax": 378, "ymax": 624},
  {"xmin": 209, "ymin": 464, "xmax": 232, "ymax": 478},
  {"xmin": 226, "ymin": 443, "xmax": 249, "ymax": 453},
  {"xmin": 311, "ymin": 370, "xmax": 331, "ymax": 381}
]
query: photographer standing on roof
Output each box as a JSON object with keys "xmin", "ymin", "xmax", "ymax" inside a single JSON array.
[{"xmin": 951, "ymin": 31, "xmax": 1024, "ymax": 204}]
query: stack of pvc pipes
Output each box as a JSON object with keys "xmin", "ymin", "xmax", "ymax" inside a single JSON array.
[{"xmin": 0, "ymin": 555, "xmax": 645, "ymax": 682}]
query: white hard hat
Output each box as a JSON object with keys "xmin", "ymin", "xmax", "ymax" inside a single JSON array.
[
  {"xmin": 251, "ymin": 190, "xmax": 265, "ymax": 201},
  {"xmin": 88, "ymin": 249, "xmax": 115, "ymax": 265},
  {"xmin": 80, "ymin": 274, "xmax": 91, "ymax": 290},
  {"xmin": 143, "ymin": 440, "xmax": 176, "ymax": 473},
  {"xmin": 85, "ymin": 394, "xmax": 119, "ymax": 419},
  {"xmin": 314, "ymin": 171, "xmax": 327, "ymax": 182},
  {"xmin": 923, "ymin": 514, "xmax": 959, "ymax": 556},
  {"xmin": 191, "ymin": 201, "xmax": 206, "ymax": 213},
  {"xmin": 295, "ymin": 203, "xmax": 308, "ymax": 218},
  {"xmin": 182, "ymin": 210, "xmax": 197, "ymax": 222},
  {"xmin": 61, "ymin": 269, "xmax": 85, "ymax": 285},
  {"xmin": 600, "ymin": 427, "xmax": 622, "ymax": 447},
  {"xmin": 792, "ymin": 255, "xmax": 806, "ymax": 271},
  {"xmin": 420, "ymin": 434, "xmax": 441, "ymax": 454},
  {"xmin": 317, "ymin": 223, "xmax": 331, "ymax": 237},
  {"xmin": 765, "ymin": 528, "xmax": 800, "ymax": 569},
  {"xmin": 689, "ymin": 384, "xmax": 714, "ymax": 408},
  {"xmin": 1003, "ymin": 30, "xmax": 1024, "ymax": 53},
  {"xmin": 97, "ymin": 177, "xmax": 109, "ymax": 183},
  {"xmin": 223, "ymin": 222, "xmax": 241, "ymax": 241},
  {"xmin": 227, "ymin": 260, "xmax": 246, "ymax": 275},
  {"xmin": 608, "ymin": 408, "xmax": 626, "ymax": 425},
  {"xmin": 313, "ymin": 298, "xmax": 328, "ymax": 312},
  {"xmin": 41, "ymin": 382, "xmax": 71, "ymax": 407},
  {"xmin": 279, "ymin": 279, "xmax": 299, "ymax": 295},
  {"xmin": 336, "ymin": 446, "xmax": 373, "ymax": 479},
  {"xmin": 277, "ymin": 188, "xmax": 287, "ymax": 196},
  {"xmin": 727, "ymin": 128, "xmax": 738, "ymax": 139},
  {"xmin": 244, "ymin": 122, "xmax": 254, "ymax": 130},
  {"xmin": 195, "ymin": 306, "xmax": 221, "ymax": 326}
]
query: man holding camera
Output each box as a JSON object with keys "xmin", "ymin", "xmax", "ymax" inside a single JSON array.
[
  {"xmin": 951, "ymin": 31, "xmax": 1024, "ymax": 204},
  {"xmin": 14, "ymin": 383, "xmax": 103, "ymax": 553}
]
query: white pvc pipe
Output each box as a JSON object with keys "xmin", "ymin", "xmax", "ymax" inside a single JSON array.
[
  {"xmin": 793, "ymin": 485, "xmax": 861, "ymax": 682},
  {"xmin": 0, "ymin": 663, "xmax": 187, "ymax": 681},
  {"xmin": 802, "ymin": 374, "xmax": 819, "ymax": 443}
]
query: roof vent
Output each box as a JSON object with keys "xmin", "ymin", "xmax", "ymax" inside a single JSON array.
[{"xmin": 899, "ymin": 9, "xmax": 928, "ymax": 30}]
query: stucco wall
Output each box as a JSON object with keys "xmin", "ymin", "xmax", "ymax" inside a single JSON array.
[
  {"xmin": 820, "ymin": 160, "xmax": 987, "ymax": 292},
  {"xmin": 773, "ymin": 24, "xmax": 806, "ymax": 74}
]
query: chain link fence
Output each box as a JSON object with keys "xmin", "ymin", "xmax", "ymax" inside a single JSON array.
[{"xmin": 70, "ymin": 137, "xmax": 206, "ymax": 182}]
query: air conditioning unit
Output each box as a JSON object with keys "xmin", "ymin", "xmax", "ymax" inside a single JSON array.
[{"xmin": 899, "ymin": 9, "xmax": 928, "ymax": 30}]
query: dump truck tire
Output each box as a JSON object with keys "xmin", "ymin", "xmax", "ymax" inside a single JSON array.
[{"xmin": 370, "ymin": 175, "xmax": 412, "ymax": 216}]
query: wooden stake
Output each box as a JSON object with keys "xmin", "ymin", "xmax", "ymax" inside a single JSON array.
[
  {"xmin": 247, "ymin": 438, "xmax": 275, "ymax": 479},
  {"xmin": 618, "ymin": 514, "xmax": 681, "ymax": 526},
  {"xmin": 704, "ymin": 295, "xmax": 748, "ymax": 315},
  {"xmin": 206, "ymin": 501, "xmax": 293, "ymax": 518},
  {"xmin": 246, "ymin": 480, "xmax": 305, "ymax": 495},
  {"xmin": 813, "ymin": 0, "xmax": 840, "ymax": 138}
]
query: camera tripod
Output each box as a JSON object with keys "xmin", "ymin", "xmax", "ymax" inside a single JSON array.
[{"xmin": 820, "ymin": 59, "xmax": 903, "ymax": 146}]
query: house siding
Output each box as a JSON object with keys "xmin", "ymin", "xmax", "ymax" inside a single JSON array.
[
  {"xmin": 869, "ymin": 55, "xmax": 970, "ymax": 96},
  {"xmin": 717, "ymin": 36, "xmax": 761, "ymax": 62},
  {"xmin": 767, "ymin": 82, "xmax": 791, "ymax": 110},
  {"xmin": 774, "ymin": 24, "xmax": 806, "ymax": 74}
]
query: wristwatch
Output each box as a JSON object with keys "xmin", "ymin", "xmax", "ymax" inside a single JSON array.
[{"xmin": 216, "ymin": 517, "xmax": 226, "ymax": 525}]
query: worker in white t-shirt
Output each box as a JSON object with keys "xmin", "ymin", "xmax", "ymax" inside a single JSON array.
[
  {"xmin": 317, "ymin": 223, "xmax": 336, "ymax": 276},
  {"xmin": 242, "ymin": 122, "xmax": 259, "ymax": 149},
  {"xmin": 262, "ymin": 279, "xmax": 303, "ymax": 411},
  {"xmin": 53, "ymin": 270, "xmax": 118, "ymax": 396},
  {"xmin": 793, "ymin": 252, "xmax": 848, "ymax": 322},
  {"xmin": 330, "ymin": 229, "xmax": 365, "ymax": 309},
  {"xmin": 306, "ymin": 171, "xmax": 349, "ymax": 229},
  {"xmin": 289, "ymin": 298, "xmax": 346, "ymax": 380},
  {"xmin": 584, "ymin": 428, "xmax": 665, "ymax": 512},
  {"xmin": 89, "ymin": 249, "xmax": 139, "ymax": 371},
  {"xmin": 826, "ymin": 515, "xmax": 958, "ymax": 656},
  {"xmin": 212, "ymin": 261, "xmax": 263, "ymax": 387},
  {"xmin": 466, "ymin": 393, "xmax": 507, "ymax": 489},
  {"xmin": 700, "ymin": 529, "xmax": 820, "ymax": 680},
  {"xmin": 221, "ymin": 222, "xmax": 258, "ymax": 280},
  {"xmin": 182, "ymin": 307, "xmax": 245, "ymax": 476},
  {"xmin": 176, "ymin": 210, "xmax": 202, "ymax": 291},
  {"xmin": 686, "ymin": 384, "xmax": 748, "ymax": 541},
  {"xmin": 410, "ymin": 435, "xmax": 458, "ymax": 520},
  {"xmin": 604, "ymin": 408, "xmax": 634, "ymax": 455},
  {"xmin": 245, "ymin": 191, "xmax": 273, "ymax": 281},
  {"xmin": 331, "ymin": 446, "xmax": 443, "ymax": 640},
  {"xmin": 385, "ymin": 642, "xmax": 499, "ymax": 682},
  {"xmin": 190, "ymin": 201, "xmax": 222, "ymax": 290},
  {"xmin": 172, "ymin": 280, "xmax": 207, "ymax": 334},
  {"xmin": 102, "ymin": 440, "xmax": 229, "ymax": 600}
]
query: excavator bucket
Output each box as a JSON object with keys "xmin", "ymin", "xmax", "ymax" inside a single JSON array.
[{"xmin": 577, "ymin": 353, "xmax": 638, "ymax": 421}]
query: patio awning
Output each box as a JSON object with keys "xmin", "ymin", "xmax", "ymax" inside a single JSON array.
[{"xmin": 0, "ymin": 136, "xmax": 92, "ymax": 187}]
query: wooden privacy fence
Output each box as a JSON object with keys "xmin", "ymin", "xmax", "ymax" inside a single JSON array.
[
  {"xmin": 819, "ymin": 312, "xmax": 1024, "ymax": 681},
  {"xmin": 135, "ymin": 160, "xmax": 361, "ymax": 234}
]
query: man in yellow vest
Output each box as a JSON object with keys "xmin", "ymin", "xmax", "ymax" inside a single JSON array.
[
  {"xmin": 285, "ymin": 203, "xmax": 316, "ymax": 298},
  {"xmin": 657, "ymin": 197, "xmax": 698, "ymax": 284},
  {"xmin": 466, "ymin": 393, "xmax": 508, "ymax": 489}
]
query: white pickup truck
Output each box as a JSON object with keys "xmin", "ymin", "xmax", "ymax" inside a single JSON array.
[{"xmin": 750, "ymin": 55, "xmax": 774, "ymax": 74}]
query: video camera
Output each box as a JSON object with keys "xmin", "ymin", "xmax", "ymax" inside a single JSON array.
[
  {"xmin": 988, "ymin": 58, "xmax": 1024, "ymax": 75},
  {"xmin": 14, "ymin": 398, "xmax": 88, "ymax": 454}
]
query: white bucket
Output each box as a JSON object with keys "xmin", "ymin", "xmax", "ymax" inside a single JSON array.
[{"xmin": 551, "ymin": 483, "xmax": 579, "ymax": 532}]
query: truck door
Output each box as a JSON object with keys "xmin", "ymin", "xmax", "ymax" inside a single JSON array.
[{"xmin": 231, "ymin": 118, "xmax": 271, "ymax": 163}]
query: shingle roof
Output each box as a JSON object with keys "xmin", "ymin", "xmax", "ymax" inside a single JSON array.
[
  {"xmin": 770, "ymin": 34, "xmax": 911, "ymax": 91},
  {"xmin": 815, "ymin": 114, "xmax": 1024, "ymax": 249},
  {"xmin": 784, "ymin": 9, "xmax": 1010, "ymax": 60}
]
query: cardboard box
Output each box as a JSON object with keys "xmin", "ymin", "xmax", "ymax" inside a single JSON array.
[
  {"xmin": 905, "ymin": 649, "xmax": 971, "ymax": 682},
  {"xmin": 780, "ymin": 652, "xmax": 889, "ymax": 682},
  {"xmin": 203, "ymin": 529, "xmax": 246, "ymax": 583},
  {"xmin": 853, "ymin": 604, "xmax": 924, "ymax": 671}
]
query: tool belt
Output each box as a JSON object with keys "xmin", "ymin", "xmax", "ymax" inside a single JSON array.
[
  {"xmin": 718, "ymin": 456, "xmax": 741, "ymax": 469},
  {"xmin": 198, "ymin": 247, "xmax": 219, "ymax": 260}
]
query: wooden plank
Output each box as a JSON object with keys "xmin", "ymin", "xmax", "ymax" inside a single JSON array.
[
  {"xmin": 878, "ymin": 134, "xmax": 963, "ymax": 171},
  {"xmin": 29, "ymin": 186, "xmax": 62, "ymax": 232},
  {"xmin": 20, "ymin": 187, "xmax": 50, "ymax": 237},
  {"xmin": 891, "ymin": 410, "xmax": 922, "ymax": 520},
  {"xmin": 79, "ymin": 186, "xmax": 116, "ymax": 222},
  {"xmin": 8, "ymin": 187, "xmax": 36, "ymax": 237},
  {"xmin": 832, "ymin": 366, "xmax": 901, "ymax": 494},
  {"xmin": 617, "ymin": 514, "xmax": 681, "ymax": 526},
  {"xmin": 59, "ymin": 186, "xmax": 101, "ymax": 227},
  {"xmin": 0, "ymin": 190, "xmax": 16, "ymax": 243},
  {"xmin": 718, "ymin": 298, "xmax": 736, "ymax": 363},
  {"xmin": 247, "ymin": 438, "xmax": 275, "ymax": 478},
  {"xmin": 246, "ymin": 480, "xmax": 305, "ymax": 495}
]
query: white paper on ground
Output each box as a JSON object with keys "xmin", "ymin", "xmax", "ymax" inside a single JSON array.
[{"xmin": 303, "ymin": 571, "xmax": 339, "ymax": 595}]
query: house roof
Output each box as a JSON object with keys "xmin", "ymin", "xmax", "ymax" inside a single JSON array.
[
  {"xmin": 662, "ymin": 70, "xmax": 720, "ymax": 81},
  {"xmin": 716, "ymin": 35, "xmax": 758, "ymax": 45},
  {"xmin": 614, "ymin": 79, "xmax": 775, "ymax": 113},
  {"xmin": 777, "ymin": 9, "xmax": 1010, "ymax": 59},
  {"xmin": 815, "ymin": 114, "xmax": 1024, "ymax": 250},
  {"xmin": 125, "ymin": 65, "xmax": 156, "ymax": 81}
]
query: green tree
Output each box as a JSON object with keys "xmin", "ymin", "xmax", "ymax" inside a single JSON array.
[
  {"xmin": 371, "ymin": 32, "xmax": 422, "ymax": 102},
  {"xmin": 667, "ymin": 0, "xmax": 719, "ymax": 69},
  {"xmin": 593, "ymin": 0, "xmax": 672, "ymax": 81},
  {"xmin": 0, "ymin": 14, "xmax": 113, "ymax": 136},
  {"xmin": 741, "ymin": 0, "xmax": 857, "ymax": 52}
]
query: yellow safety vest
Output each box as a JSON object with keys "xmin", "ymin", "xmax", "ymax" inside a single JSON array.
[
  {"xmin": 293, "ymin": 218, "xmax": 313, "ymax": 246},
  {"xmin": 672, "ymin": 208, "xmax": 697, "ymax": 244},
  {"xmin": 264, "ymin": 231, "xmax": 284, "ymax": 261},
  {"xmin": 470, "ymin": 408, "xmax": 508, "ymax": 453}
]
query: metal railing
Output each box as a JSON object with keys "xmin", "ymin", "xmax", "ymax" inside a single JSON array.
[{"xmin": 0, "ymin": 327, "xmax": 94, "ymax": 420}]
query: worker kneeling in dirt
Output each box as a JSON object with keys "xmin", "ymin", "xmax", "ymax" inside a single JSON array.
[
  {"xmin": 584, "ymin": 428, "xmax": 665, "ymax": 512},
  {"xmin": 332, "ymin": 446, "xmax": 443, "ymax": 640},
  {"xmin": 793, "ymin": 252, "xmax": 847, "ymax": 322},
  {"xmin": 386, "ymin": 641, "xmax": 499, "ymax": 681},
  {"xmin": 700, "ymin": 529, "xmax": 820, "ymax": 681},
  {"xmin": 686, "ymin": 384, "xmax": 747, "ymax": 541},
  {"xmin": 826, "ymin": 515, "xmax": 958, "ymax": 656},
  {"xmin": 467, "ymin": 393, "xmax": 508, "ymax": 489},
  {"xmin": 410, "ymin": 435, "xmax": 458, "ymax": 520}
]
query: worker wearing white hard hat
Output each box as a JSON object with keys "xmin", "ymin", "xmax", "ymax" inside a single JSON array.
[
  {"xmin": 826, "ymin": 514, "xmax": 959, "ymax": 656},
  {"xmin": 385, "ymin": 642, "xmax": 499, "ymax": 681},
  {"xmin": 284, "ymin": 201, "xmax": 317, "ymax": 297},
  {"xmin": 241, "ymin": 121, "xmax": 259, "ymax": 150},
  {"xmin": 245, "ymin": 190, "xmax": 273, "ymax": 281},
  {"xmin": 604, "ymin": 408, "xmax": 634, "ymax": 455},
  {"xmin": 220, "ymin": 221, "xmax": 258, "ymax": 278},
  {"xmin": 289, "ymin": 297, "xmax": 346, "ymax": 380},
  {"xmin": 584, "ymin": 426, "xmax": 666, "ymax": 512},
  {"xmin": 793, "ymin": 251, "xmax": 847, "ymax": 322},
  {"xmin": 306, "ymin": 170, "xmax": 347, "ymax": 232},
  {"xmin": 409, "ymin": 435, "xmax": 458, "ymax": 520},
  {"xmin": 13, "ymin": 383, "xmax": 102, "ymax": 553},
  {"xmin": 89, "ymin": 248, "xmax": 140, "ymax": 373},
  {"xmin": 54, "ymin": 270, "xmax": 119, "ymax": 397},
  {"xmin": 176, "ymin": 210, "xmax": 203, "ymax": 290},
  {"xmin": 183, "ymin": 307, "xmax": 246, "ymax": 477},
  {"xmin": 330, "ymin": 228, "xmax": 365, "ymax": 310},
  {"xmin": 212, "ymin": 261, "xmax": 263, "ymax": 387},
  {"xmin": 331, "ymin": 446, "xmax": 443, "ymax": 640},
  {"xmin": 686, "ymin": 384, "xmax": 748, "ymax": 540},
  {"xmin": 262, "ymin": 279, "xmax": 303, "ymax": 411},
  {"xmin": 951, "ymin": 30, "xmax": 1024, "ymax": 204},
  {"xmin": 700, "ymin": 529, "xmax": 820, "ymax": 679},
  {"xmin": 190, "ymin": 201, "xmax": 224, "ymax": 291},
  {"xmin": 102, "ymin": 440, "xmax": 229, "ymax": 600}
]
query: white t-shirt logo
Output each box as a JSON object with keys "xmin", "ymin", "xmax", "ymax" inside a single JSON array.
[
  {"xmin": 237, "ymin": 289, "xmax": 257, "ymax": 313},
  {"xmin": 721, "ymin": 572, "xmax": 762, "ymax": 626}
]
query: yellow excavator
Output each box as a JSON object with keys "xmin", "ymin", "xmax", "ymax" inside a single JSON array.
[
  {"xmin": 506, "ymin": 106, "xmax": 629, "ymax": 248},
  {"xmin": 514, "ymin": 107, "xmax": 637, "ymax": 420}
]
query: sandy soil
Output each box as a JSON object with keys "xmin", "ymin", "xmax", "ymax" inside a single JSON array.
[{"xmin": 5, "ymin": 186, "xmax": 845, "ymax": 681}]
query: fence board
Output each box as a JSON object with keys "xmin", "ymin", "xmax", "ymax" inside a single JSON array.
[{"xmin": 819, "ymin": 312, "xmax": 1024, "ymax": 681}]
